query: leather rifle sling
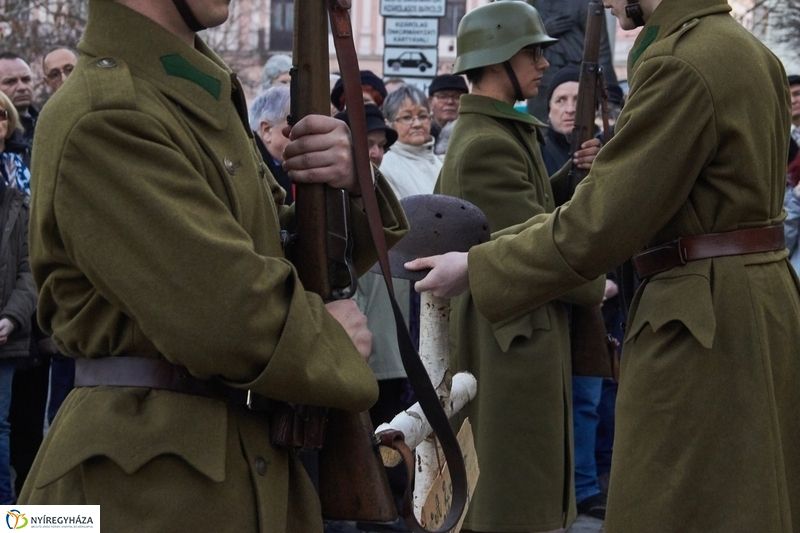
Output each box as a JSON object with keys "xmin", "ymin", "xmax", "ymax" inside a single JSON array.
[{"xmin": 327, "ymin": 1, "xmax": 469, "ymax": 531}]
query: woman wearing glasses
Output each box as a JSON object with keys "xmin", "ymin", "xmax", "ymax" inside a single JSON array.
[
  {"xmin": 379, "ymin": 85, "xmax": 442, "ymax": 200},
  {"xmin": 0, "ymin": 93, "xmax": 31, "ymax": 196}
]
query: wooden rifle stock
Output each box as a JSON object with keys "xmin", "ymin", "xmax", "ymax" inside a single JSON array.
[{"xmin": 288, "ymin": 0, "xmax": 397, "ymax": 523}]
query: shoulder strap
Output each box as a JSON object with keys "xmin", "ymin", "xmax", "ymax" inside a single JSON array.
[{"xmin": 328, "ymin": 2, "xmax": 468, "ymax": 531}]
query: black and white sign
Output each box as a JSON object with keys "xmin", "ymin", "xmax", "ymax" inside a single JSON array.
[
  {"xmin": 384, "ymin": 47, "xmax": 438, "ymax": 77},
  {"xmin": 385, "ymin": 18, "xmax": 439, "ymax": 47},
  {"xmin": 380, "ymin": 0, "xmax": 446, "ymax": 17}
]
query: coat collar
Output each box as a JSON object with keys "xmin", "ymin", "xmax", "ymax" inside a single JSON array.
[
  {"xmin": 458, "ymin": 94, "xmax": 547, "ymax": 131},
  {"xmin": 628, "ymin": 0, "xmax": 731, "ymax": 71},
  {"xmin": 80, "ymin": 0, "xmax": 233, "ymax": 130}
]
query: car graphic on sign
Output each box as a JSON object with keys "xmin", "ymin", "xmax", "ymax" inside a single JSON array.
[{"xmin": 387, "ymin": 51, "xmax": 433, "ymax": 73}]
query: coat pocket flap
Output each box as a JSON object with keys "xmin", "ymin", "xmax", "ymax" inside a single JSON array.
[
  {"xmin": 34, "ymin": 389, "xmax": 228, "ymax": 488},
  {"xmin": 627, "ymin": 273, "xmax": 716, "ymax": 349},
  {"xmin": 491, "ymin": 306, "xmax": 551, "ymax": 352}
]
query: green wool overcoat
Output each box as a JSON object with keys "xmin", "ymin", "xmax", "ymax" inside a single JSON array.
[
  {"xmin": 436, "ymin": 95, "xmax": 603, "ymax": 532},
  {"xmin": 464, "ymin": 1, "xmax": 800, "ymax": 532},
  {"xmin": 20, "ymin": 2, "xmax": 407, "ymax": 532}
]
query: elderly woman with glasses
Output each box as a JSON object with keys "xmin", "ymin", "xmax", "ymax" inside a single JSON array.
[{"xmin": 379, "ymin": 85, "xmax": 442, "ymax": 200}]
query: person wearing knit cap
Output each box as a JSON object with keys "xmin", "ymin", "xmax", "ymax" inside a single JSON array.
[
  {"xmin": 428, "ymin": 74, "xmax": 468, "ymax": 143},
  {"xmin": 334, "ymin": 104, "xmax": 397, "ymax": 167},
  {"xmin": 541, "ymin": 65, "xmax": 581, "ymax": 178},
  {"xmin": 330, "ymin": 70, "xmax": 388, "ymax": 112}
]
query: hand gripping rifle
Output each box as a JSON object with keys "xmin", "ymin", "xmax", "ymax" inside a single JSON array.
[
  {"xmin": 563, "ymin": 0, "xmax": 620, "ymax": 381},
  {"xmin": 287, "ymin": 1, "xmax": 468, "ymax": 530}
]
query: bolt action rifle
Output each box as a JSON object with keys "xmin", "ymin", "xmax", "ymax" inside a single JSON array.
[
  {"xmin": 283, "ymin": 1, "xmax": 469, "ymax": 530},
  {"xmin": 562, "ymin": 0, "xmax": 620, "ymax": 380}
]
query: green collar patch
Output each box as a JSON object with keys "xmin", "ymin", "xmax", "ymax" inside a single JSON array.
[
  {"xmin": 629, "ymin": 25, "xmax": 659, "ymax": 68},
  {"xmin": 160, "ymin": 54, "xmax": 221, "ymax": 100}
]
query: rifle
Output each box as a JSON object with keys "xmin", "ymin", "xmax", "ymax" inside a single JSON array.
[
  {"xmin": 565, "ymin": 0, "xmax": 610, "ymax": 196},
  {"xmin": 282, "ymin": 0, "xmax": 398, "ymax": 523},
  {"xmin": 564, "ymin": 0, "xmax": 619, "ymax": 381},
  {"xmin": 287, "ymin": 2, "xmax": 469, "ymax": 529}
]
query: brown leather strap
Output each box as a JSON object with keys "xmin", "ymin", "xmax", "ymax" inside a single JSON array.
[
  {"xmin": 74, "ymin": 357, "xmax": 274, "ymax": 411},
  {"xmin": 328, "ymin": 2, "xmax": 468, "ymax": 531},
  {"xmin": 378, "ymin": 430, "xmax": 417, "ymax": 527},
  {"xmin": 633, "ymin": 224, "xmax": 785, "ymax": 279}
]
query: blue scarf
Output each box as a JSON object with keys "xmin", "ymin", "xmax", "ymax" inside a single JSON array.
[{"xmin": 0, "ymin": 152, "xmax": 31, "ymax": 196}]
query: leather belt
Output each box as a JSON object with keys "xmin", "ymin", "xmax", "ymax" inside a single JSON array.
[
  {"xmin": 74, "ymin": 357, "xmax": 275, "ymax": 412},
  {"xmin": 633, "ymin": 224, "xmax": 785, "ymax": 279}
]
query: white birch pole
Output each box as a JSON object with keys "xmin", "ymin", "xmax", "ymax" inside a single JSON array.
[{"xmin": 374, "ymin": 291, "xmax": 478, "ymax": 521}]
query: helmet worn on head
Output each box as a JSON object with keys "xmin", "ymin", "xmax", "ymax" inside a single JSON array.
[{"xmin": 453, "ymin": 0, "xmax": 557, "ymax": 75}]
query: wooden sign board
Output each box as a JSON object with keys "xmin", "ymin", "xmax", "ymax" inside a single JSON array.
[{"xmin": 420, "ymin": 419, "xmax": 480, "ymax": 531}]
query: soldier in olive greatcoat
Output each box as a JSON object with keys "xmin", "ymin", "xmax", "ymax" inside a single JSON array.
[
  {"xmin": 19, "ymin": 1, "xmax": 407, "ymax": 531},
  {"xmin": 410, "ymin": 0, "xmax": 800, "ymax": 531},
  {"xmin": 434, "ymin": 3, "xmax": 604, "ymax": 531}
]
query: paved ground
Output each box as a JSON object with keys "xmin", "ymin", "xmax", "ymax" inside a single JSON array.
[
  {"xmin": 330, "ymin": 513, "xmax": 605, "ymax": 532},
  {"xmin": 566, "ymin": 514, "xmax": 604, "ymax": 533}
]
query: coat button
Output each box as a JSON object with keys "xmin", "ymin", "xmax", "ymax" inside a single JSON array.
[
  {"xmin": 255, "ymin": 456, "xmax": 268, "ymax": 476},
  {"xmin": 223, "ymin": 158, "xmax": 236, "ymax": 175},
  {"xmin": 96, "ymin": 57, "xmax": 117, "ymax": 69}
]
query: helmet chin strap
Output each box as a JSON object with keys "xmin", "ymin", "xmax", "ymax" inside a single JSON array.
[
  {"xmin": 502, "ymin": 61, "xmax": 526, "ymax": 103},
  {"xmin": 172, "ymin": 0, "xmax": 206, "ymax": 32},
  {"xmin": 625, "ymin": 0, "xmax": 646, "ymax": 27}
]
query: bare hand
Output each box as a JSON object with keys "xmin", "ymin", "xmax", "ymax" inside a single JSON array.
[
  {"xmin": 404, "ymin": 251, "xmax": 469, "ymax": 299},
  {"xmin": 325, "ymin": 299, "xmax": 372, "ymax": 361},
  {"xmin": 573, "ymin": 138, "xmax": 602, "ymax": 170},
  {"xmin": 0, "ymin": 318, "xmax": 14, "ymax": 345},
  {"xmin": 282, "ymin": 115, "xmax": 357, "ymax": 193}
]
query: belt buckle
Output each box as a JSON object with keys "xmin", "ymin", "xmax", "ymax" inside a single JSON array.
[
  {"xmin": 675, "ymin": 237, "xmax": 688, "ymax": 265},
  {"xmin": 246, "ymin": 390, "xmax": 255, "ymax": 410}
]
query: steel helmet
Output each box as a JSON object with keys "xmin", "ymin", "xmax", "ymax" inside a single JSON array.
[
  {"xmin": 453, "ymin": 0, "xmax": 557, "ymax": 75},
  {"xmin": 371, "ymin": 194, "xmax": 491, "ymax": 282}
]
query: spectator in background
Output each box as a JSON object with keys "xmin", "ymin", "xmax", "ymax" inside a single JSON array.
[
  {"xmin": 541, "ymin": 65, "xmax": 580, "ymax": 177},
  {"xmin": 0, "ymin": 90, "xmax": 37, "ymax": 504},
  {"xmin": 0, "ymin": 55, "xmax": 46, "ymax": 497},
  {"xmin": 379, "ymin": 85, "xmax": 441, "ymax": 199},
  {"xmin": 40, "ymin": 48, "xmax": 79, "ymax": 428},
  {"xmin": 249, "ymin": 85, "xmax": 293, "ymax": 203},
  {"xmin": 783, "ymin": 129, "xmax": 800, "ymax": 276},
  {"xmin": 0, "ymin": 93, "xmax": 30, "ymax": 195},
  {"xmin": 383, "ymin": 77, "xmax": 405, "ymax": 95},
  {"xmin": 428, "ymin": 73, "xmax": 468, "ymax": 144},
  {"xmin": 334, "ymin": 104, "xmax": 397, "ymax": 168},
  {"xmin": 789, "ymin": 75, "xmax": 800, "ymax": 146},
  {"xmin": 527, "ymin": 0, "xmax": 617, "ymax": 121},
  {"xmin": 0, "ymin": 53, "xmax": 36, "ymax": 167},
  {"xmin": 42, "ymin": 48, "xmax": 77, "ymax": 95},
  {"xmin": 260, "ymin": 53, "xmax": 292, "ymax": 90},
  {"xmin": 330, "ymin": 70, "xmax": 387, "ymax": 112}
]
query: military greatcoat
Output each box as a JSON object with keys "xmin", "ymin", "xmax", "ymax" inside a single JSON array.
[
  {"xmin": 436, "ymin": 95, "xmax": 603, "ymax": 532},
  {"xmin": 20, "ymin": 2, "xmax": 407, "ymax": 532},
  {"xmin": 465, "ymin": 1, "xmax": 800, "ymax": 531}
]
